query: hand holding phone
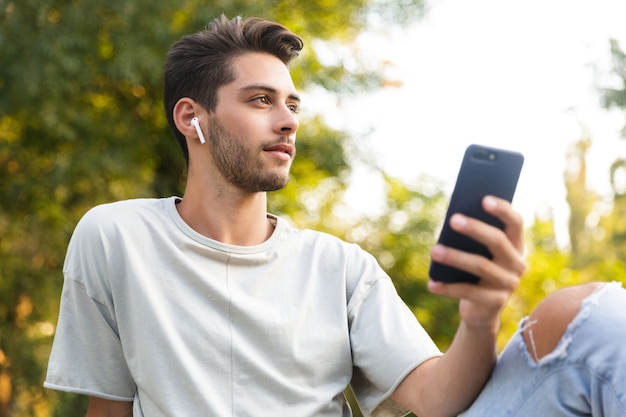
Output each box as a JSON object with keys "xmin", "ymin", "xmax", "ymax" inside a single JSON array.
[{"xmin": 429, "ymin": 145, "xmax": 524, "ymax": 284}]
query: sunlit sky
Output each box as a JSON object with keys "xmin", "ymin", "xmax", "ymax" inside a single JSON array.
[{"xmin": 309, "ymin": 0, "xmax": 626, "ymax": 246}]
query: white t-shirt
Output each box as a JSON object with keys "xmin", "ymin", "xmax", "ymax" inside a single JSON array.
[{"xmin": 45, "ymin": 197, "xmax": 441, "ymax": 417}]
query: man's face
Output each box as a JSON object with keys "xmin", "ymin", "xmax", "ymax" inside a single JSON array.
[{"xmin": 207, "ymin": 52, "xmax": 300, "ymax": 193}]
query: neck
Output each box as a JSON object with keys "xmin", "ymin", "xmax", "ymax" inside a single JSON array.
[{"xmin": 176, "ymin": 181, "xmax": 275, "ymax": 246}]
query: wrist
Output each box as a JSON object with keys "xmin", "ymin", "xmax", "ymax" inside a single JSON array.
[{"xmin": 460, "ymin": 318, "xmax": 500, "ymax": 342}]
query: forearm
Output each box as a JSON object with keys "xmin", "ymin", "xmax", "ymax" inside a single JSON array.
[
  {"xmin": 424, "ymin": 322, "xmax": 498, "ymax": 415},
  {"xmin": 393, "ymin": 320, "xmax": 499, "ymax": 417},
  {"xmin": 86, "ymin": 397, "xmax": 133, "ymax": 417}
]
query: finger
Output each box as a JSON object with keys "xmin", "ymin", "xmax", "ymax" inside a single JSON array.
[
  {"xmin": 446, "ymin": 214, "xmax": 527, "ymax": 277},
  {"xmin": 482, "ymin": 196, "xmax": 525, "ymax": 253},
  {"xmin": 428, "ymin": 279, "xmax": 513, "ymax": 317},
  {"xmin": 431, "ymin": 244, "xmax": 521, "ymax": 290}
]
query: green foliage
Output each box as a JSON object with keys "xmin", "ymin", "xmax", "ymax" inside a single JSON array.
[
  {"xmin": 602, "ymin": 40, "xmax": 626, "ymax": 120},
  {"xmin": 0, "ymin": 0, "xmax": 427, "ymax": 415},
  {"xmin": 495, "ymin": 36, "xmax": 626, "ymax": 348},
  {"xmin": 600, "ymin": 39, "xmax": 626, "ymax": 276},
  {"xmin": 563, "ymin": 38, "xmax": 626, "ymax": 289}
]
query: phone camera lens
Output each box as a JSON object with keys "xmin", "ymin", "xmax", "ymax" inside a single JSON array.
[{"xmin": 472, "ymin": 149, "xmax": 497, "ymax": 161}]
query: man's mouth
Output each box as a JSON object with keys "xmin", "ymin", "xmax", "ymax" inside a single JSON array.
[{"xmin": 264, "ymin": 143, "xmax": 294, "ymax": 159}]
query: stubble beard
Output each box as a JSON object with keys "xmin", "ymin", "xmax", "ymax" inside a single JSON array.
[{"xmin": 208, "ymin": 119, "xmax": 292, "ymax": 193}]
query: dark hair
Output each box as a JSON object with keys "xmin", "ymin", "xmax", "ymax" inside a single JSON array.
[{"xmin": 163, "ymin": 15, "xmax": 304, "ymax": 165}]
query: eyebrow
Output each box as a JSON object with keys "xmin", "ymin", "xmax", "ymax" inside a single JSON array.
[{"xmin": 239, "ymin": 84, "xmax": 301, "ymax": 104}]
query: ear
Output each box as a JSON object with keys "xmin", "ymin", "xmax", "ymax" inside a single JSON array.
[{"xmin": 173, "ymin": 98, "xmax": 205, "ymax": 143}]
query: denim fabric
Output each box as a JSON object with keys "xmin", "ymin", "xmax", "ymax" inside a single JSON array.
[{"xmin": 460, "ymin": 282, "xmax": 626, "ymax": 417}]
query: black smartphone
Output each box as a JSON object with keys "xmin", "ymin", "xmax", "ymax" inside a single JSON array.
[{"xmin": 429, "ymin": 144, "xmax": 524, "ymax": 284}]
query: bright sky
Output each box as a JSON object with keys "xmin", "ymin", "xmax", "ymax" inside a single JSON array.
[{"xmin": 318, "ymin": 0, "xmax": 626, "ymax": 246}]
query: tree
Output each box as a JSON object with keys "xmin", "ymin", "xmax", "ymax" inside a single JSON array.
[
  {"xmin": 0, "ymin": 0, "xmax": 426, "ymax": 415},
  {"xmin": 511, "ymin": 38, "xmax": 626, "ymax": 341},
  {"xmin": 600, "ymin": 39, "xmax": 626, "ymax": 259},
  {"xmin": 563, "ymin": 137, "xmax": 602, "ymax": 266},
  {"xmin": 602, "ymin": 39, "xmax": 626, "ymax": 124}
]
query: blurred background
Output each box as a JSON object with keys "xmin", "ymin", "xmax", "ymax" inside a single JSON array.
[{"xmin": 1, "ymin": 0, "xmax": 625, "ymax": 415}]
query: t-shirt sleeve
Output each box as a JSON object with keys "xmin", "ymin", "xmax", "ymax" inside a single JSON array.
[
  {"xmin": 347, "ymin": 249, "xmax": 442, "ymax": 416},
  {"xmin": 44, "ymin": 210, "xmax": 136, "ymax": 401},
  {"xmin": 44, "ymin": 278, "xmax": 136, "ymax": 400}
]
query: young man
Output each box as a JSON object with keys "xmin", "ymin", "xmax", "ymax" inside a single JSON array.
[{"xmin": 44, "ymin": 15, "xmax": 625, "ymax": 417}]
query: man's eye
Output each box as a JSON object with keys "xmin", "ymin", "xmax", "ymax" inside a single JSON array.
[
  {"xmin": 253, "ymin": 96, "xmax": 270, "ymax": 104},
  {"xmin": 288, "ymin": 104, "xmax": 299, "ymax": 114}
]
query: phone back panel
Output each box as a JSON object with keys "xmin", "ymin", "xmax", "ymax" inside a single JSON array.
[{"xmin": 429, "ymin": 145, "xmax": 524, "ymax": 283}]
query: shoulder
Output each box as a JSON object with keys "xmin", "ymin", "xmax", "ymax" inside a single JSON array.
[
  {"xmin": 304, "ymin": 228, "xmax": 379, "ymax": 266},
  {"xmin": 64, "ymin": 198, "xmax": 175, "ymax": 277},
  {"xmin": 277, "ymin": 221, "xmax": 387, "ymax": 292},
  {"xmin": 278, "ymin": 220, "xmax": 361, "ymax": 257},
  {"xmin": 77, "ymin": 198, "xmax": 169, "ymax": 231},
  {"xmin": 69, "ymin": 198, "xmax": 172, "ymax": 249},
  {"xmin": 277, "ymin": 219, "xmax": 381, "ymax": 267},
  {"xmin": 82, "ymin": 197, "xmax": 168, "ymax": 220}
]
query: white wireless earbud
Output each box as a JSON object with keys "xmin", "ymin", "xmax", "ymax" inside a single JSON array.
[{"xmin": 191, "ymin": 117, "xmax": 206, "ymax": 144}]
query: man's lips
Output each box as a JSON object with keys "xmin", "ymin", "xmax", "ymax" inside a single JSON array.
[{"xmin": 264, "ymin": 143, "xmax": 294, "ymax": 160}]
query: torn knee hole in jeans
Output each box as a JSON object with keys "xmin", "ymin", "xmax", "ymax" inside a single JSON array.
[
  {"xmin": 521, "ymin": 319, "xmax": 572, "ymax": 366},
  {"xmin": 521, "ymin": 319, "xmax": 573, "ymax": 366},
  {"xmin": 520, "ymin": 283, "xmax": 612, "ymax": 367}
]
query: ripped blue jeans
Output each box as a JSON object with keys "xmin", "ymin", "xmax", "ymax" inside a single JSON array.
[{"xmin": 460, "ymin": 281, "xmax": 626, "ymax": 416}]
